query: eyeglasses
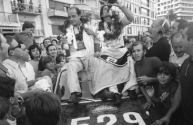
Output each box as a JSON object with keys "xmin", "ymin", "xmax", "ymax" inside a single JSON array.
[{"xmin": 8, "ymin": 44, "xmax": 21, "ymax": 52}]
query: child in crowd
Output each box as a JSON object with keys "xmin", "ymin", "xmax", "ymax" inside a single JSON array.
[
  {"xmin": 26, "ymin": 92, "xmax": 61, "ymax": 125},
  {"xmin": 0, "ymin": 76, "xmax": 18, "ymax": 125},
  {"xmin": 147, "ymin": 62, "xmax": 178, "ymax": 110},
  {"xmin": 40, "ymin": 56, "xmax": 58, "ymax": 87}
]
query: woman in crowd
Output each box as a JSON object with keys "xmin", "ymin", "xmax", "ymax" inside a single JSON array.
[
  {"xmin": 41, "ymin": 38, "xmax": 51, "ymax": 57},
  {"xmin": 29, "ymin": 44, "xmax": 41, "ymax": 78},
  {"xmin": 51, "ymin": 39, "xmax": 58, "ymax": 45},
  {"xmin": 46, "ymin": 44, "xmax": 58, "ymax": 63}
]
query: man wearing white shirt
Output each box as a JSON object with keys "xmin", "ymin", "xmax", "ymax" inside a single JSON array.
[
  {"xmin": 3, "ymin": 36, "xmax": 28, "ymax": 93},
  {"xmin": 169, "ymin": 32, "xmax": 189, "ymax": 67}
]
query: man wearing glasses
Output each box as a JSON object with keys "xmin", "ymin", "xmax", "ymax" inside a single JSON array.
[{"xmin": 3, "ymin": 36, "xmax": 29, "ymax": 94}]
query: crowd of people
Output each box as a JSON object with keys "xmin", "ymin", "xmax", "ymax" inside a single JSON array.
[{"xmin": 0, "ymin": 0, "xmax": 193, "ymax": 125}]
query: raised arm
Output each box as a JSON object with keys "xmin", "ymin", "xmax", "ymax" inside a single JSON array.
[
  {"xmin": 152, "ymin": 84, "xmax": 181, "ymax": 125},
  {"xmin": 111, "ymin": 1, "xmax": 134, "ymax": 27}
]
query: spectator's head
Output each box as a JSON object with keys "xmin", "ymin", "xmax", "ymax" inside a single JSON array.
[
  {"xmin": 0, "ymin": 33, "xmax": 10, "ymax": 60},
  {"xmin": 131, "ymin": 41, "xmax": 147, "ymax": 62},
  {"xmin": 56, "ymin": 45, "xmax": 63, "ymax": 54},
  {"xmin": 0, "ymin": 76, "xmax": 18, "ymax": 105},
  {"xmin": 181, "ymin": 23, "xmax": 193, "ymax": 56},
  {"xmin": 171, "ymin": 32, "xmax": 185, "ymax": 58},
  {"xmin": 157, "ymin": 62, "xmax": 177, "ymax": 85},
  {"xmin": 68, "ymin": 7, "xmax": 81, "ymax": 27},
  {"xmin": 43, "ymin": 38, "xmax": 51, "ymax": 48},
  {"xmin": 6, "ymin": 35, "xmax": 29, "ymax": 61},
  {"xmin": 149, "ymin": 17, "xmax": 170, "ymax": 42},
  {"xmin": 28, "ymin": 44, "xmax": 41, "ymax": 60},
  {"xmin": 56, "ymin": 53, "xmax": 66, "ymax": 64},
  {"xmin": 0, "ymin": 97, "xmax": 9, "ymax": 120},
  {"xmin": 51, "ymin": 39, "xmax": 58, "ymax": 45},
  {"xmin": 41, "ymin": 56, "xmax": 55, "ymax": 71},
  {"xmin": 22, "ymin": 21, "xmax": 35, "ymax": 34},
  {"xmin": 170, "ymin": 19, "xmax": 188, "ymax": 36},
  {"xmin": 26, "ymin": 92, "xmax": 61, "ymax": 125},
  {"xmin": 46, "ymin": 44, "xmax": 57, "ymax": 58}
]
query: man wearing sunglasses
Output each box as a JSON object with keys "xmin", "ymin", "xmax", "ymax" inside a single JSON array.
[{"xmin": 3, "ymin": 36, "xmax": 29, "ymax": 94}]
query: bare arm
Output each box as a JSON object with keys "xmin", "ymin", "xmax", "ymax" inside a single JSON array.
[
  {"xmin": 164, "ymin": 84, "xmax": 181, "ymax": 119},
  {"xmin": 112, "ymin": 2, "xmax": 134, "ymax": 27},
  {"xmin": 152, "ymin": 84, "xmax": 181, "ymax": 125}
]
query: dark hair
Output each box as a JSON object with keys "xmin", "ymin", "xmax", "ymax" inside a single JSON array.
[
  {"xmin": 56, "ymin": 53, "xmax": 65, "ymax": 64},
  {"xmin": 26, "ymin": 92, "xmax": 61, "ymax": 125},
  {"xmin": 28, "ymin": 44, "xmax": 41, "ymax": 60},
  {"xmin": 130, "ymin": 41, "xmax": 147, "ymax": 54},
  {"xmin": 57, "ymin": 35, "xmax": 61, "ymax": 41},
  {"xmin": 99, "ymin": 5, "xmax": 123, "ymax": 40},
  {"xmin": 68, "ymin": 7, "xmax": 81, "ymax": 16},
  {"xmin": 58, "ymin": 19, "xmax": 71, "ymax": 35},
  {"xmin": 0, "ymin": 76, "xmax": 15, "ymax": 99},
  {"xmin": 43, "ymin": 38, "xmax": 51, "ymax": 46},
  {"xmin": 175, "ymin": 19, "xmax": 188, "ymax": 31},
  {"xmin": 46, "ymin": 44, "xmax": 57, "ymax": 55},
  {"xmin": 124, "ymin": 38, "xmax": 130, "ymax": 45},
  {"xmin": 22, "ymin": 21, "xmax": 34, "ymax": 31},
  {"xmin": 0, "ymin": 97, "xmax": 9, "ymax": 120},
  {"xmin": 158, "ymin": 62, "xmax": 177, "ymax": 79},
  {"xmin": 39, "ymin": 56, "xmax": 53, "ymax": 71},
  {"xmin": 51, "ymin": 39, "xmax": 58, "ymax": 44},
  {"xmin": 186, "ymin": 25, "xmax": 193, "ymax": 41}
]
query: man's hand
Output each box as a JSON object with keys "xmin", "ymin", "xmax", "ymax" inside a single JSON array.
[
  {"xmin": 151, "ymin": 116, "xmax": 170, "ymax": 125},
  {"xmin": 137, "ymin": 76, "xmax": 153, "ymax": 85},
  {"xmin": 85, "ymin": 28, "xmax": 95, "ymax": 36},
  {"xmin": 142, "ymin": 99, "xmax": 155, "ymax": 109}
]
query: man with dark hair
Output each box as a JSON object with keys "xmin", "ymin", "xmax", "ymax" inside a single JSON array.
[
  {"xmin": 131, "ymin": 42, "xmax": 161, "ymax": 109},
  {"xmin": 170, "ymin": 19, "xmax": 188, "ymax": 36},
  {"xmin": 152, "ymin": 23, "xmax": 193, "ymax": 125},
  {"xmin": 13, "ymin": 21, "xmax": 35, "ymax": 48},
  {"xmin": 26, "ymin": 92, "xmax": 61, "ymax": 125},
  {"xmin": 146, "ymin": 17, "xmax": 171, "ymax": 62}
]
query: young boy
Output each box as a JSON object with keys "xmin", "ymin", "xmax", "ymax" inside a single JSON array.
[
  {"xmin": 148, "ymin": 62, "xmax": 178, "ymax": 110},
  {"xmin": 26, "ymin": 92, "xmax": 61, "ymax": 125}
]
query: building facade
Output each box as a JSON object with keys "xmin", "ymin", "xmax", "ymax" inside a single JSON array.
[
  {"xmin": 0, "ymin": 0, "xmax": 156, "ymax": 43},
  {"xmin": 156, "ymin": 0, "xmax": 193, "ymax": 21}
]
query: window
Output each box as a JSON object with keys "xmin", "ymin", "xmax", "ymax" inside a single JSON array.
[
  {"xmin": 52, "ymin": 25, "xmax": 60, "ymax": 35},
  {"xmin": 49, "ymin": 1, "xmax": 70, "ymax": 11}
]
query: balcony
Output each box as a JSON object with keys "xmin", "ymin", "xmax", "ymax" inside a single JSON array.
[
  {"xmin": 12, "ymin": 3, "xmax": 41, "ymax": 16},
  {"xmin": 0, "ymin": 13, "xmax": 20, "ymax": 27},
  {"xmin": 47, "ymin": 9, "xmax": 68, "ymax": 18},
  {"xmin": 0, "ymin": 13, "xmax": 21, "ymax": 34},
  {"xmin": 34, "ymin": 29, "xmax": 44, "ymax": 37}
]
